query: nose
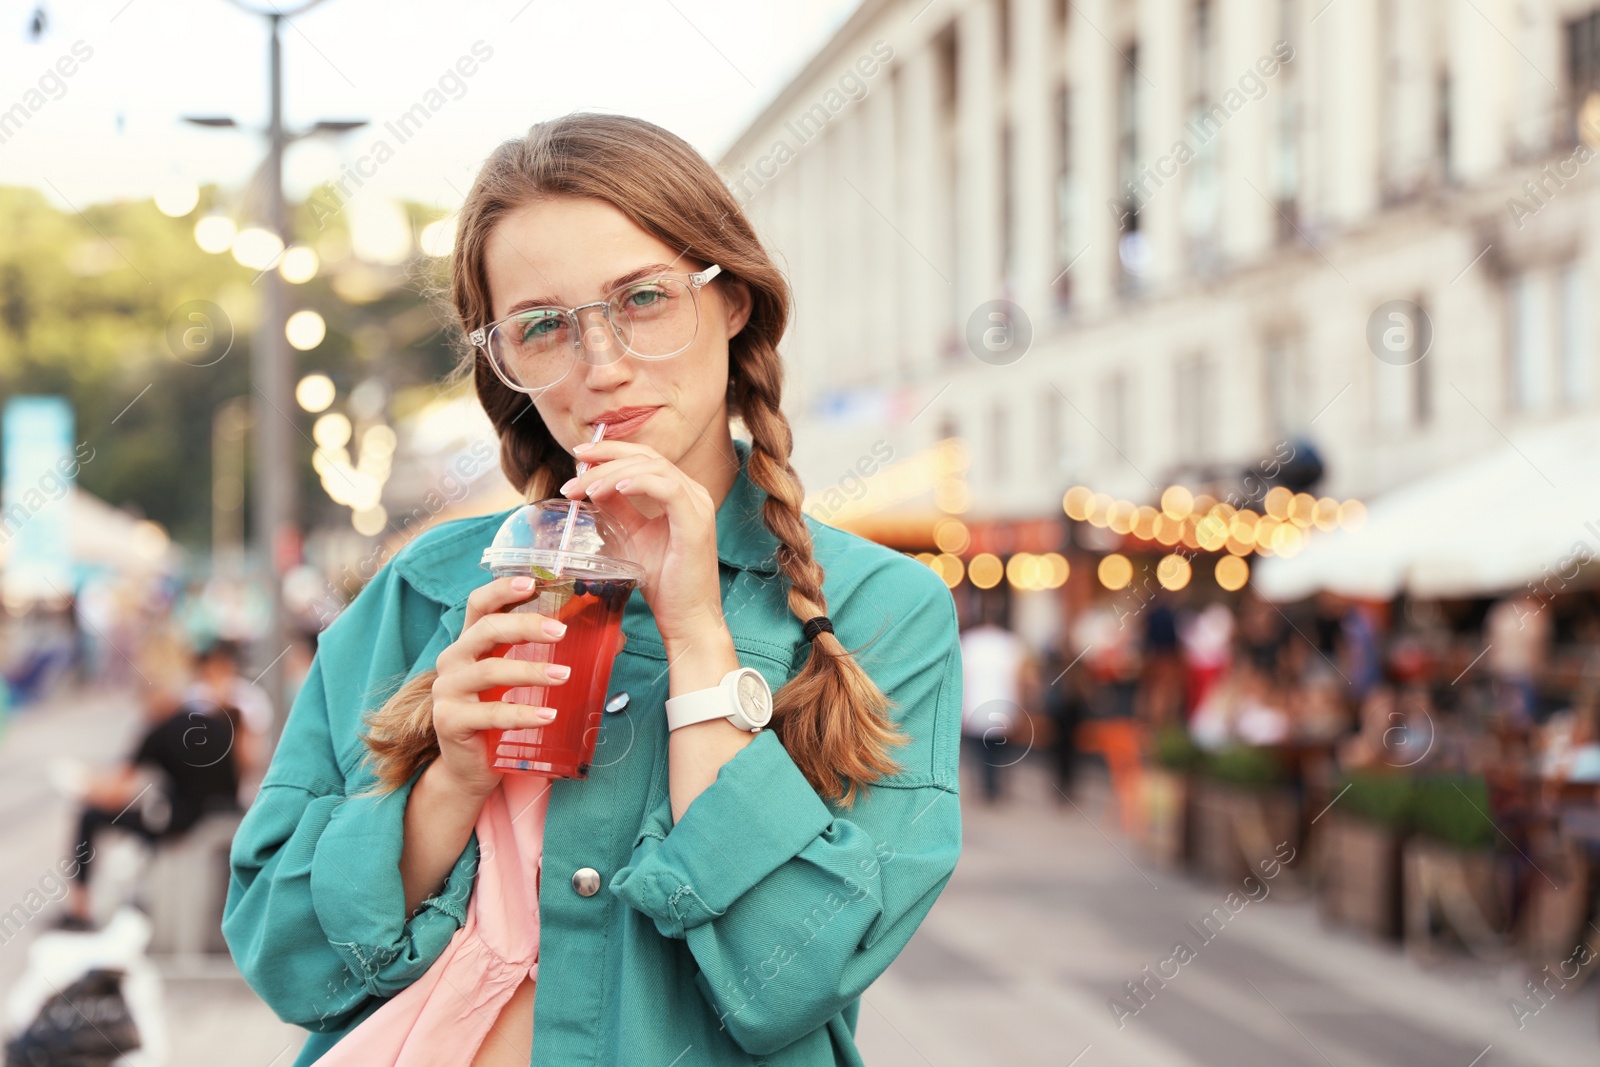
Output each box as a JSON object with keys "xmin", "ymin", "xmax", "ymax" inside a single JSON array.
[
  {"xmin": 574, "ymin": 304, "xmax": 621, "ymax": 365},
  {"xmin": 573, "ymin": 306, "xmax": 633, "ymax": 390}
]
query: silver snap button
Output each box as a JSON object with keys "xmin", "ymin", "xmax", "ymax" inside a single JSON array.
[
  {"xmin": 572, "ymin": 867, "xmax": 601, "ymax": 897},
  {"xmin": 605, "ymin": 692, "xmax": 630, "ymax": 714}
]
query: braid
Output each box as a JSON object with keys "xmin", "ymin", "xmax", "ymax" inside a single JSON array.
[{"xmin": 732, "ymin": 344, "xmax": 910, "ymax": 809}]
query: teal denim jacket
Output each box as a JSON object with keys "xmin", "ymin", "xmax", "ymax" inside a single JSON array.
[{"xmin": 223, "ymin": 438, "xmax": 963, "ymax": 1065}]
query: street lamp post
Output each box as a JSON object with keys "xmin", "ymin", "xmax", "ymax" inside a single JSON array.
[{"xmin": 184, "ymin": 0, "xmax": 364, "ymax": 755}]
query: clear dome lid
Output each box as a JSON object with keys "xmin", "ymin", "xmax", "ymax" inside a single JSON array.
[{"xmin": 480, "ymin": 499, "xmax": 646, "ymax": 583}]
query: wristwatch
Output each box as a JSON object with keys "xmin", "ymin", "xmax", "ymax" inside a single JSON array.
[{"xmin": 665, "ymin": 666, "xmax": 773, "ymax": 733}]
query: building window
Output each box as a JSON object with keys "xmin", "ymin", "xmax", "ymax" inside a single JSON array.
[
  {"xmin": 1175, "ymin": 356, "xmax": 1215, "ymax": 461},
  {"xmin": 1054, "ymin": 84, "xmax": 1076, "ymax": 310},
  {"xmin": 1043, "ymin": 389, "xmax": 1068, "ymax": 475},
  {"xmin": 1183, "ymin": 0, "xmax": 1220, "ymax": 272},
  {"xmin": 1436, "ymin": 69, "xmax": 1452, "ymax": 183},
  {"xmin": 997, "ymin": 0, "xmax": 1012, "ymax": 78},
  {"xmin": 1263, "ymin": 331, "xmax": 1305, "ymax": 440},
  {"xmin": 1373, "ymin": 300, "xmax": 1432, "ymax": 430},
  {"xmin": 1115, "ymin": 46, "xmax": 1145, "ymax": 294},
  {"xmin": 1566, "ymin": 10, "xmax": 1600, "ymax": 144},
  {"xmin": 1378, "ymin": 0, "xmax": 1405, "ymax": 199},
  {"xmin": 990, "ymin": 400, "xmax": 1008, "ymax": 483},
  {"xmin": 1271, "ymin": 0, "xmax": 1300, "ymax": 240},
  {"xmin": 1001, "ymin": 122, "xmax": 1016, "ymax": 285},
  {"xmin": 1509, "ymin": 270, "xmax": 1555, "ymax": 413},
  {"xmin": 1100, "ymin": 373, "xmax": 1130, "ymax": 464},
  {"xmin": 1561, "ymin": 261, "xmax": 1593, "ymax": 406}
]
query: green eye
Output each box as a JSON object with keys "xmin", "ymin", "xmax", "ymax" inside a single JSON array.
[
  {"xmin": 516, "ymin": 311, "xmax": 564, "ymax": 342},
  {"xmin": 620, "ymin": 285, "xmax": 666, "ymax": 310}
]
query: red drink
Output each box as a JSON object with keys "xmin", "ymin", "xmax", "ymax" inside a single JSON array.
[{"xmin": 480, "ymin": 575, "xmax": 634, "ymax": 778}]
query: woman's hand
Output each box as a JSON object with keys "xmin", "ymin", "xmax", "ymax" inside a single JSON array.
[
  {"xmin": 559, "ymin": 439, "xmax": 726, "ymax": 651},
  {"xmin": 428, "ymin": 575, "xmax": 574, "ymax": 801}
]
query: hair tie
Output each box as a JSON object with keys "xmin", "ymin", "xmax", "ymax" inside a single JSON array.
[{"xmin": 802, "ymin": 616, "xmax": 834, "ymax": 643}]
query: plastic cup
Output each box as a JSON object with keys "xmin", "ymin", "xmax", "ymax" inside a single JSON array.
[{"xmin": 479, "ymin": 499, "xmax": 644, "ymax": 778}]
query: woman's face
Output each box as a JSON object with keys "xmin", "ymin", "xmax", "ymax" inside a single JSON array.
[{"xmin": 482, "ymin": 195, "xmax": 751, "ymax": 469}]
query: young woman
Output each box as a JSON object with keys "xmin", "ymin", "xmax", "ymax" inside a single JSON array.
[{"xmin": 224, "ymin": 113, "xmax": 963, "ymax": 1067}]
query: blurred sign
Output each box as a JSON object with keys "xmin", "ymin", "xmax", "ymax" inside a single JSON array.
[{"xmin": 2, "ymin": 396, "xmax": 76, "ymax": 602}]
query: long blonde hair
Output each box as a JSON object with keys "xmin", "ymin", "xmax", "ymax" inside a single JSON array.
[{"xmin": 359, "ymin": 113, "xmax": 908, "ymax": 809}]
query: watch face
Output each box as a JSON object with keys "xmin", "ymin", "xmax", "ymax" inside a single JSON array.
[{"xmin": 737, "ymin": 672, "xmax": 771, "ymax": 722}]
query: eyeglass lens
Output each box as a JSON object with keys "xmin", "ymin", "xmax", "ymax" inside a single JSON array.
[{"xmin": 489, "ymin": 276, "xmax": 701, "ymax": 391}]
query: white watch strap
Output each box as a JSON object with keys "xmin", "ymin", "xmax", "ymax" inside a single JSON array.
[{"xmin": 665, "ymin": 678, "xmax": 733, "ymax": 731}]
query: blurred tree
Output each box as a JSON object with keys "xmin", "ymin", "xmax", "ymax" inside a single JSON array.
[{"xmin": 0, "ymin": 184, "xmax": 459, "ymax": 550}]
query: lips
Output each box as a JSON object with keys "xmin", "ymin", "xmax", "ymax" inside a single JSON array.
[{"xmin": 589, "ymin": 406, "xmax": 659, "ymax": 437}]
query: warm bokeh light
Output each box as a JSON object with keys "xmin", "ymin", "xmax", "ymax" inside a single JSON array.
[
  {"xmin": 968, "ymin": 552, "xmax": 1003, "ymax": 589},
  {"xmin": 1263, "ymin": 486, "xmax": 1293, "ymax": 520},
  {"xmin": 154, "ymin": 180, "xmax": 199, "ymax": 218},
  {"xmin": 1153, "ymin": 513, "xmax": 1182, "ymax": 546},
  {"xmin": 280, "ymin": 245, "xmax": 320, "ymax": 284},
  {"xmin": 286, "ymin": 309, "xmax": 327, "ymax": 350},
  {"xmin": 1156, "ymin": 553, "xmax": 1192, "ymax": 590},
  {"xmin": 362, "ymin": 424, "xmax": 398, "ymax": 457},
  {"xmin": 312, "ymin": 412, "xmax": 352, "ymax": 450},
  {"xmin": 1160, "ymin": 485, "xmax": 1194, "ymax": 520},
  {"xmin": 1195, "ymin": 513, "xmax": 1230, "ymax": 551},
  {"xmin": 231, "ymin": 227, "xmax": 284, "ymax": 270},
  {"xmin": 1289, "ymin": 492, "xmax": 1317, "ymax": 528},
  {"xmin": 1274, "ymin": 523, "xmax": 1305, "ymax": 556},
  {"xmin": 1339, "ymin": 499, "xmax": 1368, "ymax": 531},
  {"xmin": 295, "ymin": 373, "xmax": 336, "ymax": 413},
  {"xmin": 352, "ymin": 504, "xmax": 388, "ymax": 536},
  {"xmin": 1063, "ymin": 485, "xmax": 1092, "ymax": 520},
  {"xmin": 1108, "ymin": 499, "xmax": 1137, "ymax": 535},
  {"xmin": 1229, "ymin": 511, "xmax": 1258, "ymax": 545},
  {"xmin": 932, "ymin": 553, "xmax": 965, "ymax": 588},
  {"xmin": 194, "ymin": 215, "xmax": 236, "ymax": 254},
  {"xmin": 419, "ymin": 216, "xmax": 457, "ymax": 257},
  {"xmin": 1006, "ymin": 552, "xmax": 1041, "ymax": 589},
  {"xmin": 933, "ymin": 517, "xmax": 971, "ymax": 554},
  {"xmin": 1132, "ymin": 505, "xmax": 1159, "ymax": 541},
  {"xmin": 1098, "ymin": 553, "xmax": 1133, "ymax": 590},
  {"xmin": 1215, "ymin": 554, "xmax": 1250, "ymax": 591},
  {"xmin": 1256, "ymin": 516, "xmax": 1281, "ymax": 553},
  {"xmin": 1039, "ymin": 552, "xmax": 1069, "ymax": 588}
]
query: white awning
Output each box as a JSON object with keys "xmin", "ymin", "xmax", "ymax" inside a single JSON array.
[{"xmin": 1254, "ymin": 417, "xmax": 1600, "ymax": 601}]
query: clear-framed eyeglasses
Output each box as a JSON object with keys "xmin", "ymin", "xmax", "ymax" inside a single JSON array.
[{"xmin": 469, "ymin": 264, "xmax": 723, "ymax": 394}]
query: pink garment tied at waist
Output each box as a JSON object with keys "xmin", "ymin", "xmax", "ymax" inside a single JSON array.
[{"xmin": 312, "ymin": 770, "xmax": 550, "ymax": 1066}]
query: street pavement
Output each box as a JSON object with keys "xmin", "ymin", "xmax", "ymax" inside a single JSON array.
[{"xmin": 1, "ymin": 684, "xmax": 1594, "ymax": 1066}]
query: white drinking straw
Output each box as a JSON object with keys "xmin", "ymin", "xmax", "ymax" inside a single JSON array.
[{"xmin": 553, "ymin": 422, "xmax": 607, "ymax": 577}]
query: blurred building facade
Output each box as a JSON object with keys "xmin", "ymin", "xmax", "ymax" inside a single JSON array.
[{"xmin": 723, "ymin": 0, "xmax": 1600, "ymax": 537}]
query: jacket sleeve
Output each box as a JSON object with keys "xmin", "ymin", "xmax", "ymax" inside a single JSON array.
[
  {"xmin": 607, "ymin": 563, "xmax": 963, "ymax": 1056},
  {"xmin": 222, "ymin": 560, "xmax": 482, "ymax": 1032}
]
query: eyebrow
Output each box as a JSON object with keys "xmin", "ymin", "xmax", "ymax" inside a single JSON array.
[{"xmin": 503, "ymin": 263, "xmax": 676, "ymax": 317}]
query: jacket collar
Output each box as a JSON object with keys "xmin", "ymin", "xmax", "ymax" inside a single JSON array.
[{"xmin": 715, "ymin": 438, "xmax": 783, "ymax": 577}]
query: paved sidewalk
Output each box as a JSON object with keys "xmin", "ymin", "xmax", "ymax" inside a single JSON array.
[
  {"xmin": 2, "ymin": 685, "xmax": 1595, "ymax": 1065},
  {"xmin": 856, "ymin": 757, "xmax": 1599, "ymax": 1067}
]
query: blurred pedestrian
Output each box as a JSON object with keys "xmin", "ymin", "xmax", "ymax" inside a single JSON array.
[
  {"xmin": 1484, "ymin": 593, "xmax": 1551, "ymax": 726},
  {"xmin": 1138, "ymin": 599, "xmax": 1184, "ymax": 728},
  {"xmin": 1039, "ymin": 631, "xmax": 1091, "ymax": 805},
  {"xmin": 960, "ymin": 595, "xmax": 1032, "ymax": 804},
  {"xmin": 55, "ymin": 690, "xmax": 242, "ymax": 930},
  {"xmin": 184, "ymin": 638, "xmax": 271, "ymax": 803}
]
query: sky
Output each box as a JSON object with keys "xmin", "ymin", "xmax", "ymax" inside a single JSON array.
[{"xmin": 0, "ymin": 0, "xmax": 861, "ymax": 213}]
